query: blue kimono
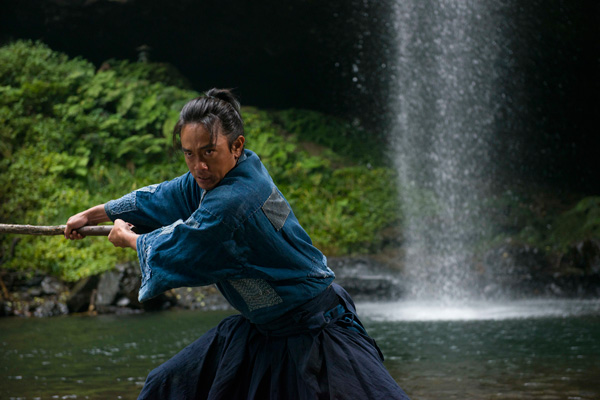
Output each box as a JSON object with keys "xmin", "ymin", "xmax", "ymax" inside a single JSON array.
[{"xmin": 105, "ymin": 150, "xmax": 409, "ymax": 399}]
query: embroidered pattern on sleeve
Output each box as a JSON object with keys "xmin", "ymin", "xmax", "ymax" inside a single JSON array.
[
  {"xmin": 137, "ymin": 235, "xmax": 152, "ymax": 286},
  {"xmin": 107, "ymin": 192, "xmax": 137, "ymax": 215},
  {"xmin": 142, "ymin": 245, "xmax": 152, "ymax": 285},
  {"xmin": 106, "ymin": 184, "xmax": 160, "ymax": 216},
  {"xmin": 261, "ymin": 187, "xmax": 291, "ymax": 231},
  {"xmin": 228, "ymin": 278, "xmax": 283, "ymax": 312}
]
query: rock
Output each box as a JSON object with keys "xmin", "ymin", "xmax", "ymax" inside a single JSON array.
[
  {"xmin": 560, "ymin": 239, "xmax": 600, "ymax": 275},
  {"xmin": 26, "ymin": 287, "xmax": 42, "ymax": 298},
  {"xmin": 66, "ymin": 275, "xmax": 100, "ymax": 313},
  {"xmin": 483, "ymin": 283, "xmax": 501, "ymax": 297},
  {"xmin": 328, "ymin": 256, "xmax": 406, "ymax": 301},
  {"xmin": 172, "ymin": 285, "xmax": 231, "ymax": 311},
  {"xmin": 41, "ymin": 276, "xmax": 64, "ymax": 296},
  {"xmin": 481, "ymin": 239, "xmax": 600, "ymax": 298},
  {"xmin": 141, "ymin": 292, "xmax": 177, "ymax": 311},
  {"xmin": 24, "ymin": 275, "xmax": 44, "ymax": 288},
  {"xmin": 96, "ymin": 270, "xmax": 123, "ymax": 306},
  {"xmin": 116, "ymin": 263, "xmax": 142, "ymax": 309},
  {"xmin": 547, "ymin": 283, "xmax": 563, "ymax": 296},
  {"xmin": 0, "ymin": 300, "xmax": 8, "ymax": 317},
  {"xmin": 33, "ymin": 300, "xmax": 68, "ymax": 317},
  {"xmin": 116, "ymin": 297, "xmax": 130, "ymax": 307},
  {"xmin": 482, "ymin": 243, "xmax": 551, "ymax": 297}
]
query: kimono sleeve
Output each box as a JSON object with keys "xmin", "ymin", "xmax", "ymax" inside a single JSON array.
[
  {"xmin": 135, "ymin": 206, "xmax": 240, "ymax": 302},
  {"xmin": 104, "ymin": 172, "xmax": 202, "ymax": 232}
]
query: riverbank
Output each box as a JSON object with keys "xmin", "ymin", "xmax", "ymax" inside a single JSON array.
[{"xmin": 2, "ymin": 246, "xmax": 599, "ymax": 318}]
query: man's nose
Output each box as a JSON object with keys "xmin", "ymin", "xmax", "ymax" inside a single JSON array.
[{"xmin": 194, "ymin": 160, "xmax": 208, "ymax": 171}]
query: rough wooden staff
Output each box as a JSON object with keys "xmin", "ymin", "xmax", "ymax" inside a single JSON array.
[{"xmin": 0, "ymin": 224, "xmax": 112, "ymax": 236}]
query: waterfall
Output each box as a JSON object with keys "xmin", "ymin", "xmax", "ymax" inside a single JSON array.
[{"xmin": 391, "ymin": 1, "xmax": 511, "ymax": 301}]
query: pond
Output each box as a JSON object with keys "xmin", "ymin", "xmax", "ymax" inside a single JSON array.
[{"xmin": 1, "ymin": 299, "xmax": 599, "ymax": 399}]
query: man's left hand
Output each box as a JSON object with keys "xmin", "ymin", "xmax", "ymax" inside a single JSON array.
[{"xmin": 108, "ymin": 219, "xmax": 138, "ymax": 250}]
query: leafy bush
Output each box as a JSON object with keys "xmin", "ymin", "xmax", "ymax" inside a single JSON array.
[
  {"xmin": 547, "ymin": 196, "xmax": 600, "ymax": 251},
  {"xmin": 101, "ymin": 58, "xmax": 193, "ymax": 89},
  {"xmin": 271, "ymin": 109, "xmax": 387, "ymax": 167},
  {"xmin": 243, "ymin": 108, "xmax": 401, "ymax": 254},
  {"xmin": 0, "ymin": 40, "xmax": 401, "ymax": 281},
  {"xmin": 480, "ymin": 189, "xmax": 600, "ymax": 259}
]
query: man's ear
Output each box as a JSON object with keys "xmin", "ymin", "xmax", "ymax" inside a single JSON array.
[{"xmin": 232, "ymin": 135, "xmax": 245, "ymax": 157}]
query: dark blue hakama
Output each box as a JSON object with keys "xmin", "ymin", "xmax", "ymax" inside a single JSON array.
[{"xmin": 138, "ymin": 284, "xmax": 409, "ymax": 399}]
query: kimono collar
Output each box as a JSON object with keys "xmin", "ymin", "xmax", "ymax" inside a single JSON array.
[{"xmin": 236, "ymin": 151, "xmax": 248, "ymax": 165}]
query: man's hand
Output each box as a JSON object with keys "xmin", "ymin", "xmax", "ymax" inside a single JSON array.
[
  {"xmin": 64, "ymin": 213, "xmax": 91, "ymax": 240},
  {"xmin": 64, "ymin": 204, "xmax": 110, "ymax": 240},
  {"xmin": 108, "ymin": 219, "xmax": 138, "ymax": 250}
]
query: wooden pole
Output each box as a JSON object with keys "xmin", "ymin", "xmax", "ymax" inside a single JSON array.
[{"xmin": 0, "ymin": 224, "xmax": 112, "ymax": 236}]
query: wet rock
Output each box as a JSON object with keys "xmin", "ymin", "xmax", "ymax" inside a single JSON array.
[
  {"xmin": 41, "ymin": 276, "xmax": 65, "ymax": 296},
  {"xmin": 482, "ymin": 243, "xmax": 551, "ymax": 296},
  {"xmin": 33, "ymin": 300, "xmax": 68, "ymax": 317},
  {"xmin": 116, "ymin": 296, "xmax": 130, "ymax": 307},
  {"xmin": 328, "ymin": 256, "xmax": 405, "ymax": 301},
  {"xmin": 66, "ymin": 275, "xmax": 100, "ymax": 313},
  {"xmin": 481, "ymin": 240, "xmax": 600, "ymax": 298},
  {"xmin": 559, "ymin": 239, "xmax": 600, "ymax": 275},
  {"xmin": 96, "ymin": 270, "xmax": 123, "ymax": 307},
  {"xmin": 483, "ymin": 283, "xmax": 501, "ymax": 298},
  {"xmin": 0, "ymin": 300, "xmax": 8, "ymax": 317},
  {"xmin": 141, "ymin": 292, "xmax": 177, "ymax": 311},
  {"xmin": 172, "ymin": 285, "xmax": 231, "ymax": 311},
  {"xmin": 26, "ymin": 287, "xmax": 42, "ymax": 298},
  {"xmin": 116, "ymin": 263, "xmax": 142, "ymax": 309},
  {"xmin": 24, "ymin": 275, "xmax": 44, "ymax": 288},
  {"xmin": 548, "ymin": 283, "xmax": 565, "ymax": 296}
]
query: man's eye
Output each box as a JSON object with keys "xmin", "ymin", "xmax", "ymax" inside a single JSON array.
[{"xmin": 205, "ymin": 149, "xmax": 214, "ymax": 155}]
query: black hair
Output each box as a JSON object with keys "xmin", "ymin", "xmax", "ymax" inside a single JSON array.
[{"xmin": 173, "ymin": 88, "xmax": 244, "ymax": 149}]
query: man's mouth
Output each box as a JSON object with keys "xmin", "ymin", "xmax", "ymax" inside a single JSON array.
[{"xmin": 195, "ymin": 176, "xmax": 213, "ymax": 187}]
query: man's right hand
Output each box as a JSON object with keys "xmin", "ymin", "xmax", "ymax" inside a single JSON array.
[
  {"xmin": 64, "ymin": 212, "xmax": 92, "ymax": 240},
  {"xmin": 64, "ymin": 204, "xmax": 110, "ymax": 240}
]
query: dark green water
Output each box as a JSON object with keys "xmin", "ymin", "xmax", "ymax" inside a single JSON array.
[{"xmin": 1, "ymin": 301, "xmax": 599, "ymax": 400}]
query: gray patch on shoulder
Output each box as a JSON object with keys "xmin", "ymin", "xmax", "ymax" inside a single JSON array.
[
  {"xmin": 261, "ymin": 187, "xmax": 290, "ymax": 231},
  {"xmin": 228, "ymin": 278, "xmax": 283, "ymax": 312}
]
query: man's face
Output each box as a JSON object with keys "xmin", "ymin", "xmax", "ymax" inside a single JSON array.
[{"xmin": 180, "ymin": 123, "xmax": 244, "ymax": 190}]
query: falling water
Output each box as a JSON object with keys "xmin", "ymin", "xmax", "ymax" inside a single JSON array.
[{"xmin": 391, "ymin": 1, "xmax": 510, "ymax": 301}]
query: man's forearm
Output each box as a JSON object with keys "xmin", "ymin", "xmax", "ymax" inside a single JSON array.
[{"xmin": 84, "ymin": 204, "xmax": 111, "ymax": 224}]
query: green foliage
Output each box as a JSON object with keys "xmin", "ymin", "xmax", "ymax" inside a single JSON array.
[
  {"xmin": 481, "ymin": 189, "xmax": 600, "ymax": 257},
  {"xmin": 1, "ymin": 40, "xmax": 401, "ymax": 281},
  {"xmin": 286, "ymin": 167, "xmax": 401, "ymax": 255},
  {"xmin": 243, "ymin": 107, "xmax": 402, "ymax": 255},
  {"xmin": 271, "ymin": 109, "xmax": 388, "ymax": 167},
  {"xmin": 102, "ymin": 58, "xmax": 193, "ymax": 89},
  {"xmin": 7, "ymin": 236, "xmax": 137, "ymax": 281},
  {"xmin": 547, "ymin": 197, "xmax": 600, "ymax": 251}
]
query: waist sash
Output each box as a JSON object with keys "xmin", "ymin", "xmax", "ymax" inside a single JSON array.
[{"xmin": 254, "ymin": 284, "xmax": 340, "ymax": 337}]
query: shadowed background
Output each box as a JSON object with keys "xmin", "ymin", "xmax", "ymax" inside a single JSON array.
[{"xmin": 1, "ymin": 0, "xmax": 598, "ymax": 194}]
